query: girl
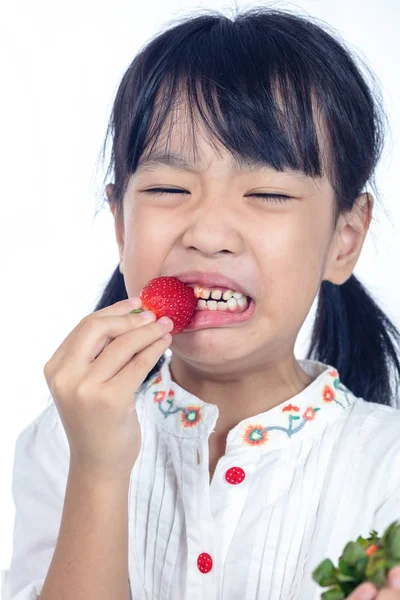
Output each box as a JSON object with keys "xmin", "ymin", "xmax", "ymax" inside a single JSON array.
[{"xmin": 6, "ymin": 6, "xmax": 400, "ymax": 600}]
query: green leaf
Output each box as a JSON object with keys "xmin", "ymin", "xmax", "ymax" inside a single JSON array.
[
  {"xmin": 321, "ymin": 586, "xmax": 345, "ymax": 600},
  {"xmin": 386, "ymin": 557, "xmax": 400, "ymax": 569},
  {"xmin": 383, "ymin": 522, "xmax": 400, "ymax": 546},
  {"xmin": 367, "ymin": 567, "xmax": 387, "ymax": 589},
  {"xmin": 336, "ymin": 573, "xmax": 356, "ymax": 583},
  {"xmin": 341, "ymin": 542, "xmax": 367, "ymax": 566},
  {"xmin": 353, "ymin": 557, "xmax": 368, "ymax": 580},
  {"xmin": 385, "ymin": 524, "xmax": 400, "ymax": 560},
  {"xmin": 312, "ymin": 559, "xmax": 337, "ymax": 587}
]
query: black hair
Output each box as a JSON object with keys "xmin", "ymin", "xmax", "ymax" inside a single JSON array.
[{"xmin": 94, "ymin": 6, "xmax": 400, "ymax": 407}]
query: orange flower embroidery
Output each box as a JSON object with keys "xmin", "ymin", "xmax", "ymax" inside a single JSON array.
[
  {"xmin": 282, "ymin": 403, "xmax": 300, "ymax": 413},
  {"xmin": 303, "ymin": 406, "xmax": 317, "ymax": 421},
  {"xmin": 152, "ymin": 374, "xmax": 162, "ymax": 385},
  {"xmin": 328, "ymin": 369, "xmax": 338, "ymax": 378},
  {"xmin": 243, "ymin": 424, "xmax": 268, "ymax": 446},
  {"xmin": 153, "ymin": 391, "xmax": 166, "ymax": 403},
  {"xmin": 181, "ymin": 405, "xmax": 202, "ymax": 428},
  {"xmin": 322, "ymin": 385, "xmax": 335, "ymax": 403}
]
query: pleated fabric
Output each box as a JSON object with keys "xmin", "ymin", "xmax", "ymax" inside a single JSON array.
[{"xmin": 6, "ymin": 354, "xmax": 400, "ymax": 600}]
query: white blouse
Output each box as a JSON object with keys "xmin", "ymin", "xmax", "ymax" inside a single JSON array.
[{"xmin": 5, "ymin": 354, "xmax": 400, "ymax": 600}]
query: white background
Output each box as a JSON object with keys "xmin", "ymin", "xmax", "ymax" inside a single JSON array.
[{"xmin": 0, "ymin": 0, "xmax": 399, "ymax": 570}]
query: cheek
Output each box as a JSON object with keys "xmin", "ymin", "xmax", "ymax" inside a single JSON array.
[
  {"xmin": 259, "ymin": 218, "xmax": 327, "ymax": 310},
  {"xmin": 123, "ymin": 211, "xmax": 172, "ymax": 294}
]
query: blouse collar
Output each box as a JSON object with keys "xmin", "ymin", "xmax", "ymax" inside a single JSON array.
[{"xmin": 141, "ymin": 353, "xmax": 357, "ymax": 451}]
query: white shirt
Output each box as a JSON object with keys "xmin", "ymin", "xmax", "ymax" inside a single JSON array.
[{"xmin": 5, "ymin": 354, "xmax": 400, "ymax": 600}]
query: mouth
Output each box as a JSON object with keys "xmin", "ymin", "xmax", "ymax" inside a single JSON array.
[
  {"xmin": 189, "ymin": 284, "xmax": 251, "ymax": 314},
  {"xmin": 182, "ymin": 295, "xmax": 256, "ymax": 332}
]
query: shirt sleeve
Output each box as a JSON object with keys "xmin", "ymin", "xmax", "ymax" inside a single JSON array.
[{"xmin": 6, "ymin": 400, "xmax": 70, "ymax": 599}]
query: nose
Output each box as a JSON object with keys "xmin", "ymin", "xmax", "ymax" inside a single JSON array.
[{"xmin": 181, "ymin": 196, "xmax": 244, "ymax": 257}]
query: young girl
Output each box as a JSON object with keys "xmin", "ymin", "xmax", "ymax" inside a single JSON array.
[{"xmin": 5, "ymin": 6, "xmax": 400, "ymax": 600}]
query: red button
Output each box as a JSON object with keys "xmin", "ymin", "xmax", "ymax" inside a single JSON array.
[
  {"xmin": 225, "ymin": 466, "xmax": 246, "ymax": 485},
  {"xmin": 197, "ymin": 552, "xmax": 213, "ymax": 573}
]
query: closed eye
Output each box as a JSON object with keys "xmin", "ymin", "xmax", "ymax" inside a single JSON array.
[{"xmin": 143, "ymin": 188, "xmax": 292, "ymax": 203}]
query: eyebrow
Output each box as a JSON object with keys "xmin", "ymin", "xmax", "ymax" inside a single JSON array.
[{"xmin": 135, "ymin": 151, "xmax": 311, "ymax": 181}]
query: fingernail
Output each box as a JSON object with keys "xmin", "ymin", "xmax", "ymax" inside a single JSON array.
[
  {"xmin": 357, "ymin": 583, "xmax": 377, "ymax": 600},
  {"xmin": 141, "ymin": 310, "xmax": 155, "ymax": 319},
  {"xmin": 388, "ymin": 566, "xmax": 400, "ymax": 589},
  {"xmin": 159, "ymin": 316, "xmax": 172, "ymax": 325}
]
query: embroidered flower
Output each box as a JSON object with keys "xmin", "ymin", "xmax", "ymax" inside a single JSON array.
[
  {"xmin": 303, "ymin": 406, "xmax": 317, "ymax": 421},
  {"xmin": 243, "ymin": 424, "xmax": 269, "ymax": 446},
  {"xmin": 282, "ymin": 403, "xmax": 300, "ymax": 413},
  {"xmin": 152, "ymin": 374, "xmax": 162, "ymax": 386},
  {"xmin": 322, "ymin": 385, "xmax": 335, "ymax": 403},
  {"xmin": 153, "ymin": 391, "xmax": 166, "ymax": 404},
  {"xmin": 328, "ymin": 369, "xmax": 338, "ymax": 378},
  {"xmin": 181, "ymin": 405, "xmax": 202, "ymax": 428}
]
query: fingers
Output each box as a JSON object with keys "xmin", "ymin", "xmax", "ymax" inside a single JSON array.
[
  {"xmin": 87, "ymin": 316, "xmax": 174, "ymax": 383},
  {"xmin": 105, "ymin": 332, "xmax": 172, "ymax": 403},
  {"xmin": 387, "ymin": 567, "xmax": 400, "ymax": 591},
  {"xmin": 346, "ymin": 583, "xmax": 378, "ymax": 600},
  {"xmin": 45, "ymin": 299, "xmax": 147, "ymax": 375}
]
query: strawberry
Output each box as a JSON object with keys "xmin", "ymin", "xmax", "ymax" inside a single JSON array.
[{"xmin": 130, "ymin": 276, "xmax": 198, "ymax": 335}]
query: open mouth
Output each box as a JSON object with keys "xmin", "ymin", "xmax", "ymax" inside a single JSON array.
[{"xmin": 190, "ymin": 285, "xmax": 251, "ymax": 314}]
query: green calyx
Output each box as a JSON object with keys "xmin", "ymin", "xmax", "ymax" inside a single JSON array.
[{"xmin": 312, "ymin": 520, "xmax": 400, "ymax": 598}]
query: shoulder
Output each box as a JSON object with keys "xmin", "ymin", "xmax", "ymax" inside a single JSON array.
[{"xmin": 349, "ymin": 397, "xmax": 400, "ymax": 466}]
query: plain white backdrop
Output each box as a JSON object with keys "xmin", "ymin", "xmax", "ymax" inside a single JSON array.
[{"xmin": 0, "ymin": 0, "xmax": 399, "ymax": 571}]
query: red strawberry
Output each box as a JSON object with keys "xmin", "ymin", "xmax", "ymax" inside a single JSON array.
[{"xmin": 130, "ymin": 276, "xmax": 198, "ymax": 335}]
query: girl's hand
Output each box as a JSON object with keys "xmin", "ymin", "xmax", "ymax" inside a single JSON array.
[
  {"xmin": 345, "ymin": 567, "xmax": 400, "ymax": 600},
  {"xmin": 43, "ymin": 298, "xmax": 173, "ymax": 482}
]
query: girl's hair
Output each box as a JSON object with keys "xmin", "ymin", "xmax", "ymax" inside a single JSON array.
[{"xmin": 94, "ymin": 6, "xmax": 400, "ymax": 407}]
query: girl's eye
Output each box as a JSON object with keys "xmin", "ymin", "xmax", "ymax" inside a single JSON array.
[
  {"xmin": 144, "ymin": 188, "xmax": 188, "ymax": 196},
  {"xmin": 144, "ymin": 188, "xmax": 292, "ymax": 203}
]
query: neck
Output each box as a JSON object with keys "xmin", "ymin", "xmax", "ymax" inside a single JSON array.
[{"xmin": 168, "ymin": 352, "xmax": 314, "ymax": 439}]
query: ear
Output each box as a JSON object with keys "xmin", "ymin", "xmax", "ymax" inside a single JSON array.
[
  {"xmin": 106, "ymin": 184, "xmax": 125, "ymax": 274},
  {"xmin": 323, "ymin": 192, "xmax": 373, "ymax": 285}
]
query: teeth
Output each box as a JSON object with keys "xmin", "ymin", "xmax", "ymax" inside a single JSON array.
[
  {"xmin": 211, "ymin": 289, "xmax": 222, "ymax": 300},
  {"xmin": 222, "ymin": 289, "xmax": 235, "ymax": 301},
  {"xmin": 227, "ymin": 297, "xmax": 238, "ymax": 310},
  {"xmin": 196, "ymin": 296, "xmax": 249, "ymax": 312},
  {"xmin": 237, "ymin": 296, "xmax": 247, "ymax": 308},
  {"xmin": 193, "ymin": 285, "xmax": 245, "ymax": 301}
]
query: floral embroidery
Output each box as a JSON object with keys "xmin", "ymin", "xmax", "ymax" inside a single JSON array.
[
  {"xmin": 150, "ymin": 379, "xmax": 203, "ymax": 428},
  {"xmin": 181, "ymin": 405, "xmax": 202, "ymax": 428},
  {"xmin": 153, "ymin": 391, "xmax": 166, "ymax": 404},
  {"xmin": 303, "ymin": 406, "xmax": 320, "ymax": 421},
  {"xmin": 282, "ymin": 403, "xmax": 300, "ymax": 414},
  {"xmin": 323, "ymin": 385, "xmax": 335, "ymax": 402},
  {"xmin": 240, "ymin": 370, "xmax": 352, "ymax": 447},
  {"xmin": 243, "ymin": 424, "xmax": 269, "ymax": 446},
  {"xmin": 149, "ymin": 361, "xmax": 355, "ymax": 445}
]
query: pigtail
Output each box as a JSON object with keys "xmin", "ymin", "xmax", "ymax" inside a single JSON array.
[
  {"xmin": 307, "ymin": 275, "xmax": 400, "ymax": 408},
  {"xmin": 93, "ymin": 265, "xmax": 167, "ymax": 384}
]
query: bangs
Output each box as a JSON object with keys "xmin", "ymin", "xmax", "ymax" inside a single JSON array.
[{"xmin": 128, "ymin": 13, "xmax": 329, "ymax": 180}]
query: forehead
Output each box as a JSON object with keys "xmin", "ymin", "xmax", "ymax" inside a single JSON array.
[
  {"xmin": 135, "ymin": 90, "xmax": 329, "ymax": 183},
  {"xmin": 135, "ymin": 149, "xmax": 316, "ymax": 186}
]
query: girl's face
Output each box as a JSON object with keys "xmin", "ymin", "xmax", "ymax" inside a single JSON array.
[{"xmin": 110, "ymin": 110, "xmax": 370, "ymax": 375}]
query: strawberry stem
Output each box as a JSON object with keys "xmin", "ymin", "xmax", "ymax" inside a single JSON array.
[{"xmin": 130, "ymin": 309, "xmax": 144, "ymax": 314}]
